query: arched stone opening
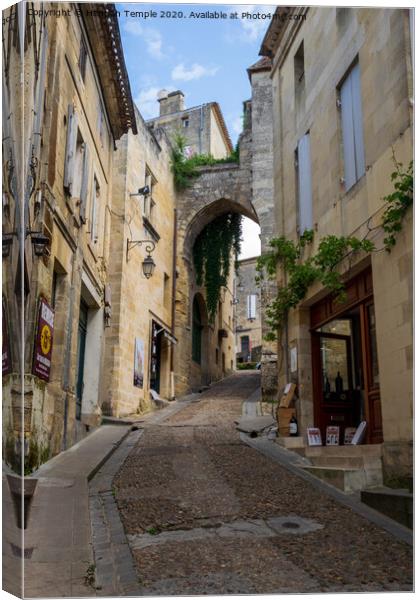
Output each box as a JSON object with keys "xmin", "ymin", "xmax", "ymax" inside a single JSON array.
[
  {"xmin": 174, "ymin": 191, "xmax": 261, "ymax": 396},
  {"xmin": 183, "ymin": 198, "xmax": 258, "ymax": 263}
]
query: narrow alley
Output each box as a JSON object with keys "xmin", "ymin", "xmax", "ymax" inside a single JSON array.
[{"xmin": 97, "ymin": 372, "xmax": 413, "ymax": 595}]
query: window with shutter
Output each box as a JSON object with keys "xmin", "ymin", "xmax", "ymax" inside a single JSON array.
[
  {"xmin": 339, "ymin": 62, "xmax": 365, "ymax": 191},
  {"xmin": 90, "ymin": 177, "xmax": 99, "ymax": 243},
  {"xmin": 33, "ymin": 28, "xmax": 48, "ymax": 149},
  {"xmin": 64, "ymin": 105, "xmax": 78, "ymax": 195},
  {"xmin": 297, "ymin": 132, "xmax": 313, "ymax": 233},
  {"xmin": 79, "ymin": 144, "xmax": 90, "ymax": 223},
  {"xmin": 247, "ymin": 295, "xmax": 257, "ymax": 320}
]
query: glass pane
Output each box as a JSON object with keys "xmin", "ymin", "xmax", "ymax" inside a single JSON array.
[
  {"xmin": 320, "ymin": 337, "xmax": 349, "ymax": 398},
  {"xmin": 368, "ymin": 305, "xmax": 379, "ymax": 386},
  {"xmin": 317, "ymin": 318, "xmax": 351, "ymax": 335}
]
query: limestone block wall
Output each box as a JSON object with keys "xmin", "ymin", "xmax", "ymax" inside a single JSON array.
[
  {"xmin": 267, "ymin": 7, "xmax": 413, "ymax": 478},
  {"xmin": 103, "ymin": 111, "xmax": 176, "ymax": 417},
  {"xmin": 249, "ymin": 68, "xmax": 278, "ymax": 399},
  {"xmin": 148, "ymin": 102, "xmax": 231, "ymax": 159}
]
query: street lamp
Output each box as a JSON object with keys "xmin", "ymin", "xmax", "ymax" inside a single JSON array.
[
  {"xmin": 126, "ymin": 239, "xmax": 157, "ymax": 279},
  {"xmin": 2, "ymin": 230, "xmax": 50, "ymax": 258}
]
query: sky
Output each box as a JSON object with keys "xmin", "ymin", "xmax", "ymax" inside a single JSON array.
[{"xmin": 117, "ymin": 3, "xmax": 274, "ymax": 258}]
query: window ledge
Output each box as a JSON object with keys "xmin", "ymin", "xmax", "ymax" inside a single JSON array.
[{"xmin": 341, "ymin": 173, "xmax": 366, "ymax": 200}]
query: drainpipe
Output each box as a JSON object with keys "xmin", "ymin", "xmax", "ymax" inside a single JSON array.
[{"xmin": 170, "ymin": 208, "xmax": 177, "ymax": 399}]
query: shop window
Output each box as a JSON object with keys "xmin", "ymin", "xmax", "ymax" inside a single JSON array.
[{"xmin": 339, "ymin": 61, "xmax": 365, "ymax": 191}]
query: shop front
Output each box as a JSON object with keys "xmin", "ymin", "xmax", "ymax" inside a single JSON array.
[{"xmin": 310, "ymin": 267, "xmax": 383, "ymax": 445}]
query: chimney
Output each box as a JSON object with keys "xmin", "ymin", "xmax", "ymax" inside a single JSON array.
[{"xmin": 158, "ymin": 90, "xmax": 185, "ymax": 116}]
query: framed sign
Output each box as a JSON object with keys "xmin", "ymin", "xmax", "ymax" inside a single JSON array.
[
  {"xmin": 307, "ymin": 427, "xmax": 322, "ymax": 446},
  {"xmin": 32, "ymin": 297, "xmax": 54, "ymax": 382},
  {"xmin": 326, "ymin": 426, "xmax": 340, "ymax": 445},
  {"xmin": 344, "ymin": 427, "xmax": 357, "ymax": 445},
  {"xmin": 133, "ymin": 338, "xmax": 144, "ymax": 388}
]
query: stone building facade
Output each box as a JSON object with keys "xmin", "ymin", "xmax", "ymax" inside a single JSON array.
[
  {"xmin": 234, "ymin": 257, "xmax": 262, "ymax": 364},
  {"xmin": 260, "ymin": 7, "xmax": 413, "ymax": 483},
  {"xmin": 147, "ymin": 90, "xmax": 233, "ymax": 158},
  {"xmin": 2, "ymin": 2, "xmax": 136, "ymax": 469},
  {"xmin": 102, "ymin": 108, "xmax": 178, "ymax": 416}
]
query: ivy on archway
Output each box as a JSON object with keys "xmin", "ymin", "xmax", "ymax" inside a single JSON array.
[{"xmin": 193, "ymin": 213, "xmax": 242, "ymax": 321}]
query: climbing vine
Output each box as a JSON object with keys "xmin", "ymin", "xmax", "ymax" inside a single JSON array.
[
  {"xmin": 193, "ymin": 213, "xmax": 242, "ymax": 321},
  {"xmin": 257, "ymin": 158, "xmax": 413, "ymax": 341},
  {"xmin": 382, "ymin": 158, "xmax": 413, "ymax": 252},
  {"xmin": 170, "ymin": 133, "xmax": 239, "ymax": 191}
]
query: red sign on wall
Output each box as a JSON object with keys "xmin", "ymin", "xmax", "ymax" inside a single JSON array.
[{"xmin": 32, "ymin": 297, "xmax": 54, "ymax": 381}]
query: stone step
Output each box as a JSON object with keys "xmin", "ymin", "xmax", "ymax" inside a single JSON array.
[
  {"xmin": 361, "ymin": 487, "xmax": 413, "ymax": 529},
  {"xmin": 302, "ymin": 466, "xmax": 367, "ymax": 493},
  {"xmin": 309, "ymin": 455, "xmax": 364, "ymax": 468},
  {"xmin": 304, "ymin": 444, "xmax": 382, "ymax": 459},
  {"xmin": 276, "ymin": 436, "xmax": 305, "ymax": 449}
]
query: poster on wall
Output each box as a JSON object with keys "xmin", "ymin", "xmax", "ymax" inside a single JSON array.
[
  {"xmin": 32, "ymin": 297, "xmax": 54, "ymax": 382},
  {"xmin": 133, "ymin": 338, "xmax": 144, "ymax": 388},
  {"xmin": 2, "ymin": 297, "xmax": 12, "ymax": 375}
]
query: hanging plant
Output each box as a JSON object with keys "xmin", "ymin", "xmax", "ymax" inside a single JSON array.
[
  {"xmin": 193, "ymin": 213, "xmax": 242, "ymax": 320},
  {"xmin": 257, "ymin": 157, "xmax": 413, "ymax": 341},
  {"xmin": 170, "ymin": 133, "xmax": 240, "ymax": 191}
]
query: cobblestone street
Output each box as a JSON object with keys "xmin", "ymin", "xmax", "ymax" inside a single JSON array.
[{"xmin": 111, "ymin": 372, "xmax": 413, "ymax": 595}]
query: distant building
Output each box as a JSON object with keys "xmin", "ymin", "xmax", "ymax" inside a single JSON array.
[
  {"xmin": 147, "ymin": 90, "xmax": 233, "ymax": 158},
  {"xmin": 234, "ymin": 257, "xmax": 262, "ymax": 364}
]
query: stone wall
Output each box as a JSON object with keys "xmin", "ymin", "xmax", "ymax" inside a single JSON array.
[
  {"xmin": 102, "ymin": 110, "xmax": 177, "ymax": 417},
  {"xmin": 266, "ymin": 7, "xmax": 413, "ymax": 478}
]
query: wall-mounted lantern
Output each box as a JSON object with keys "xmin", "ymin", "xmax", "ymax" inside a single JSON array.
[
  {"xmin": 126, "ymin": 239, "xmax": 156, "ymax": 279},
  {"xmin": 2, "ymin": 230, "xmax": 50, "ymax": 258}
]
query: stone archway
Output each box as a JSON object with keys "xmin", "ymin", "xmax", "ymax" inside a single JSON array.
[
  {"xmin": 173, "ymin": 72, "xmax": 278, "ymax": 398},
  {"xmin": 173, "ymin": 162, "xmax": 261, "ymax": 396}
]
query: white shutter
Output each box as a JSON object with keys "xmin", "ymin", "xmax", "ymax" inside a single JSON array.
[
  {"xmin": 250, "ymin": 294, "xmax": 256, "ymax": 319},
  {"xmin": 63, "ymin": 105, "xmax": 78, "ymax": 194},
  {"xmin": 91, "ymin": 185, "xmax": 97, "ymax": 242},
  {"xmin": 33, "ymin": 28, "xmax": 48, "ymax": 141},
  {"xmin": 18, "ymin": 2, "xmax": 26, "ymax": 57},
  {"xmin": 297, "ymin": 133, "xmax": 313, "ymax": 233},
  {"xmin": 350, "ymin": 63, "xmax": 365, "ymax": 181},
  {"xmin": 340, "ymin": 71, "xmax": 356, "ymax": 191},
  {"xmin": 79, "ymin": 144, "xmax": 90, "ymax": 223}
]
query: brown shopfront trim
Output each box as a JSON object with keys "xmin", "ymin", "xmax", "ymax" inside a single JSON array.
[{"xmin": 310, "ymin": 267, "xmax": 383, "ymax": 444}]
